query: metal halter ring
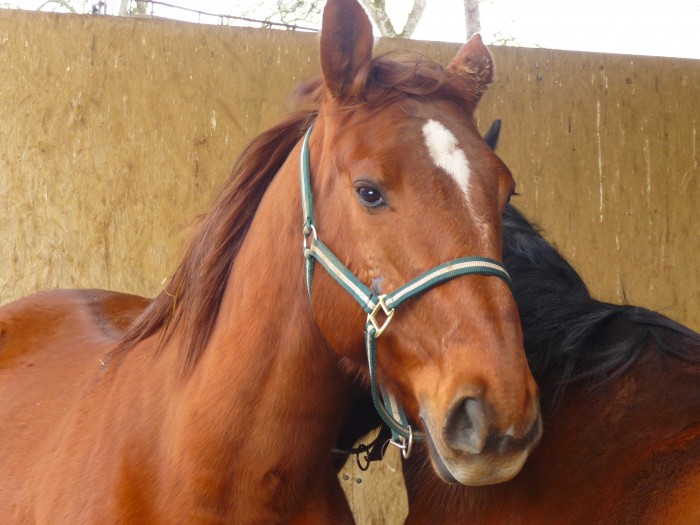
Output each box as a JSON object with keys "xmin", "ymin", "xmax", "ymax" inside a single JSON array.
[
  {"xmin": 302, "ymin": 223, "xmax": 317, "ymax": 250},
  {"xmin": 389, "ymin": 425, "xmax": 414, "ymax": 459}
]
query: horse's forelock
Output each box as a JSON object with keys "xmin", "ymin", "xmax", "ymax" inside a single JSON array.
[
  {"xmin": 294, "ymin": 53, "xmax": 480, "ymax": 114},
  {"xmin": 355, "ymin": 53, "xmax": 474, "ymax": 109}
]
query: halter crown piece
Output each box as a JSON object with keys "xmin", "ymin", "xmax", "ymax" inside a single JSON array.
[{"xmin": 300, "ymin": 124, "xmax": 513, "ymax": 459}]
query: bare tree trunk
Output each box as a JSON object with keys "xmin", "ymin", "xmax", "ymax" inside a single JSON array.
[
  {"xmin": 464, "ymin": 0, "xmax": 481, "ymax": 40},
  {"xmin": 133, "ymin": 1, "xmax": 148, "ymax": 16},
  {"xmin": 360, "ymin": 0, "xmax": 426, "ymax": 38},
  {"xmin": 119, "ymin": 0, "xmax": 148, "ymax": 17}
]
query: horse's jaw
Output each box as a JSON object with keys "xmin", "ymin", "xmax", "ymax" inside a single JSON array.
[{"xmin": 420, "ymin": 411, "xmax": 542, "ymax": 486}]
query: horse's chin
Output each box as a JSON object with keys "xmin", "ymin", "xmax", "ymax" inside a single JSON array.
[{"xmin": 421, "ymin": 423, "xmax": 532, "ymax": 486}]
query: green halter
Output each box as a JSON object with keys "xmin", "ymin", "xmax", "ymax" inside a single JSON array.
[{"xmin": 300, "ymin": 123, "xmax": 512, "ymax": 458}]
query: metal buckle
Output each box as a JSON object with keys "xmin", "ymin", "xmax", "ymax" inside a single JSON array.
[{"xmin": 367, "ymin": 294, "xmax": 395, "ymax": 338}]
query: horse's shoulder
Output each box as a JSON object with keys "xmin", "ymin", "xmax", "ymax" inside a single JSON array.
[
  {"xmin": 661, "ymin": 452, "xmax": 700, "ymax": 524},
  {"xmin": 614, "ymin": 423, "xmax": 700, "ymax": 522}
]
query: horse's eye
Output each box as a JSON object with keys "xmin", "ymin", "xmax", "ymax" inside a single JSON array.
[{"xmin": 355, "ymin": 183, "xmax": 385, "ymax": 208}]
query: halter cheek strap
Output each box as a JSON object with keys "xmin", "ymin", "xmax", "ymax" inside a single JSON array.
[{"xmin": 300, "ymin": 124, "xmax": 513, "ymax": 458}]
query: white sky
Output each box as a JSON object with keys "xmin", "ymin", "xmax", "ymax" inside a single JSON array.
[
  {"xmin": 413, "ymin": 0, "xmax": 700, "ymax": 59},
  {"xmin": 4, "ymin": 0, "xmax": 700, "ymax": 59}
]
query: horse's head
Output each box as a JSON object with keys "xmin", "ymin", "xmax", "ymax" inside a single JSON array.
[{"xmin": 304, "ymin": 0, "xmax": 541, "ymax": 486}]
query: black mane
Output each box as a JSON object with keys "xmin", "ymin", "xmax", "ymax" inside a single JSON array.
[{"xmin": 503, "ymin": 205, "xmax": 700, "ymax": 402}]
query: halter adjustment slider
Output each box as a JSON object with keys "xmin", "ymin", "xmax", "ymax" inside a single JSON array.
[{"xmin": 303, "ymin": 223, "xmax": 317, "ymax": 251}]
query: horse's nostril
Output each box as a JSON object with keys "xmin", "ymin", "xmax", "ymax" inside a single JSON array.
[{"xmin": 443, "ymin": 396, "xmax": 488, "ymax": 454}]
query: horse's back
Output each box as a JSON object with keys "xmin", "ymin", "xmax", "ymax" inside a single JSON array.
[
  {"xmin": 1, "ymin": 286, "xmax": 148, "ymax": 328},
  {"xmin": 0, "ymin": 289, "xmax": 149, "ymax": 519},
  {"xmin": 0, "ymin": 288, "xmax": 148, "ymax": 373}
]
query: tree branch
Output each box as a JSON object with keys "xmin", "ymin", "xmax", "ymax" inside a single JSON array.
[{"xmin": 36, "ymin": 0, "xmax": 77, "ymax": 12}]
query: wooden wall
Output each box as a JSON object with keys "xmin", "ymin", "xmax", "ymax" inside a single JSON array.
[{"xmin": 1, "ymin": 10, "xmax": 698, "ymax": 524}]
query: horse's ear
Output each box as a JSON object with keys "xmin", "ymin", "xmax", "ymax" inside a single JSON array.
[
  {"xmin": 446, "ymin": 34, "xmax": 494, "ymax": 109},
  {"xmin": 319, "ymin": 0, "xmax": 373, "ymax": 99}
]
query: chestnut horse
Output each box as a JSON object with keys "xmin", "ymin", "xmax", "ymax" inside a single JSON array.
[
  {"xmin": 403, "ymin": 205, "xmax": 700, "ymax": 524},
  {"xmin": 0, "ymin": 0, "xmax": 541, "ymax": 523}
]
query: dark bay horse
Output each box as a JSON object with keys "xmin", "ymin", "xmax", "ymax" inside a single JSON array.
[
  {"xmin": 0, "ymin": 0, "xmax": 541, "ymax": 522},
  {"xmin": 403, "ymin": 205, "xmax": 700, "ymax": 524}
]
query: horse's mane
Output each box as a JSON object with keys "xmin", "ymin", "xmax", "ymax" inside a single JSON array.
[
  {"xmin": 115, "ymin": 110, "xmax": 316, "ymax": 371},
  {"xmin": 117, "ymin": 52, "xmax": 469, "ymax": 374},
  {"xmin": 503, "ymin": 205, "xmax": 700, "ymax": 403}
]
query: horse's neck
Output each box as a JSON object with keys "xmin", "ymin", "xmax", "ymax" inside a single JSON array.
[
  {"xmin": 520, "ymin": 349, "xmax": 700, "ymax": 521},
  {"xmin": 549, "ymin": 346, "xmax": 700, "ymax": 459},
  {"xmin": 419, "ymin": 348, "xmax": 700, "ymax": 524},
  {"xmin": 152, "ymin": 151, "xmax": 353, "ymax": 519},
  {"xmin": 403, "ymin": 333, "xmax": 700, "ymax": 525}
]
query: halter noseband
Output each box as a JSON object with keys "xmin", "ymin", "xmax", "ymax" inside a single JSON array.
[{"xmin": 300, "ymin": 123, "xmax": 512, "ymax": 458}]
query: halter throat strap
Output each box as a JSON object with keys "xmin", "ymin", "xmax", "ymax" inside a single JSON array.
[{"xmin": 299, "ymin": 124, "xmax": 512, "ymax": 457}]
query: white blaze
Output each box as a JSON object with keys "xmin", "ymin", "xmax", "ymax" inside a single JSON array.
[{"xmin": 422, "ymin": 119, "xmax": 471, "ymax": 200}]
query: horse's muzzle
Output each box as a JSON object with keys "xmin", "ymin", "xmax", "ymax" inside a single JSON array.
[{"xmin": 421, "ymin": 396, "xmax": 542, "ymax": 486}]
